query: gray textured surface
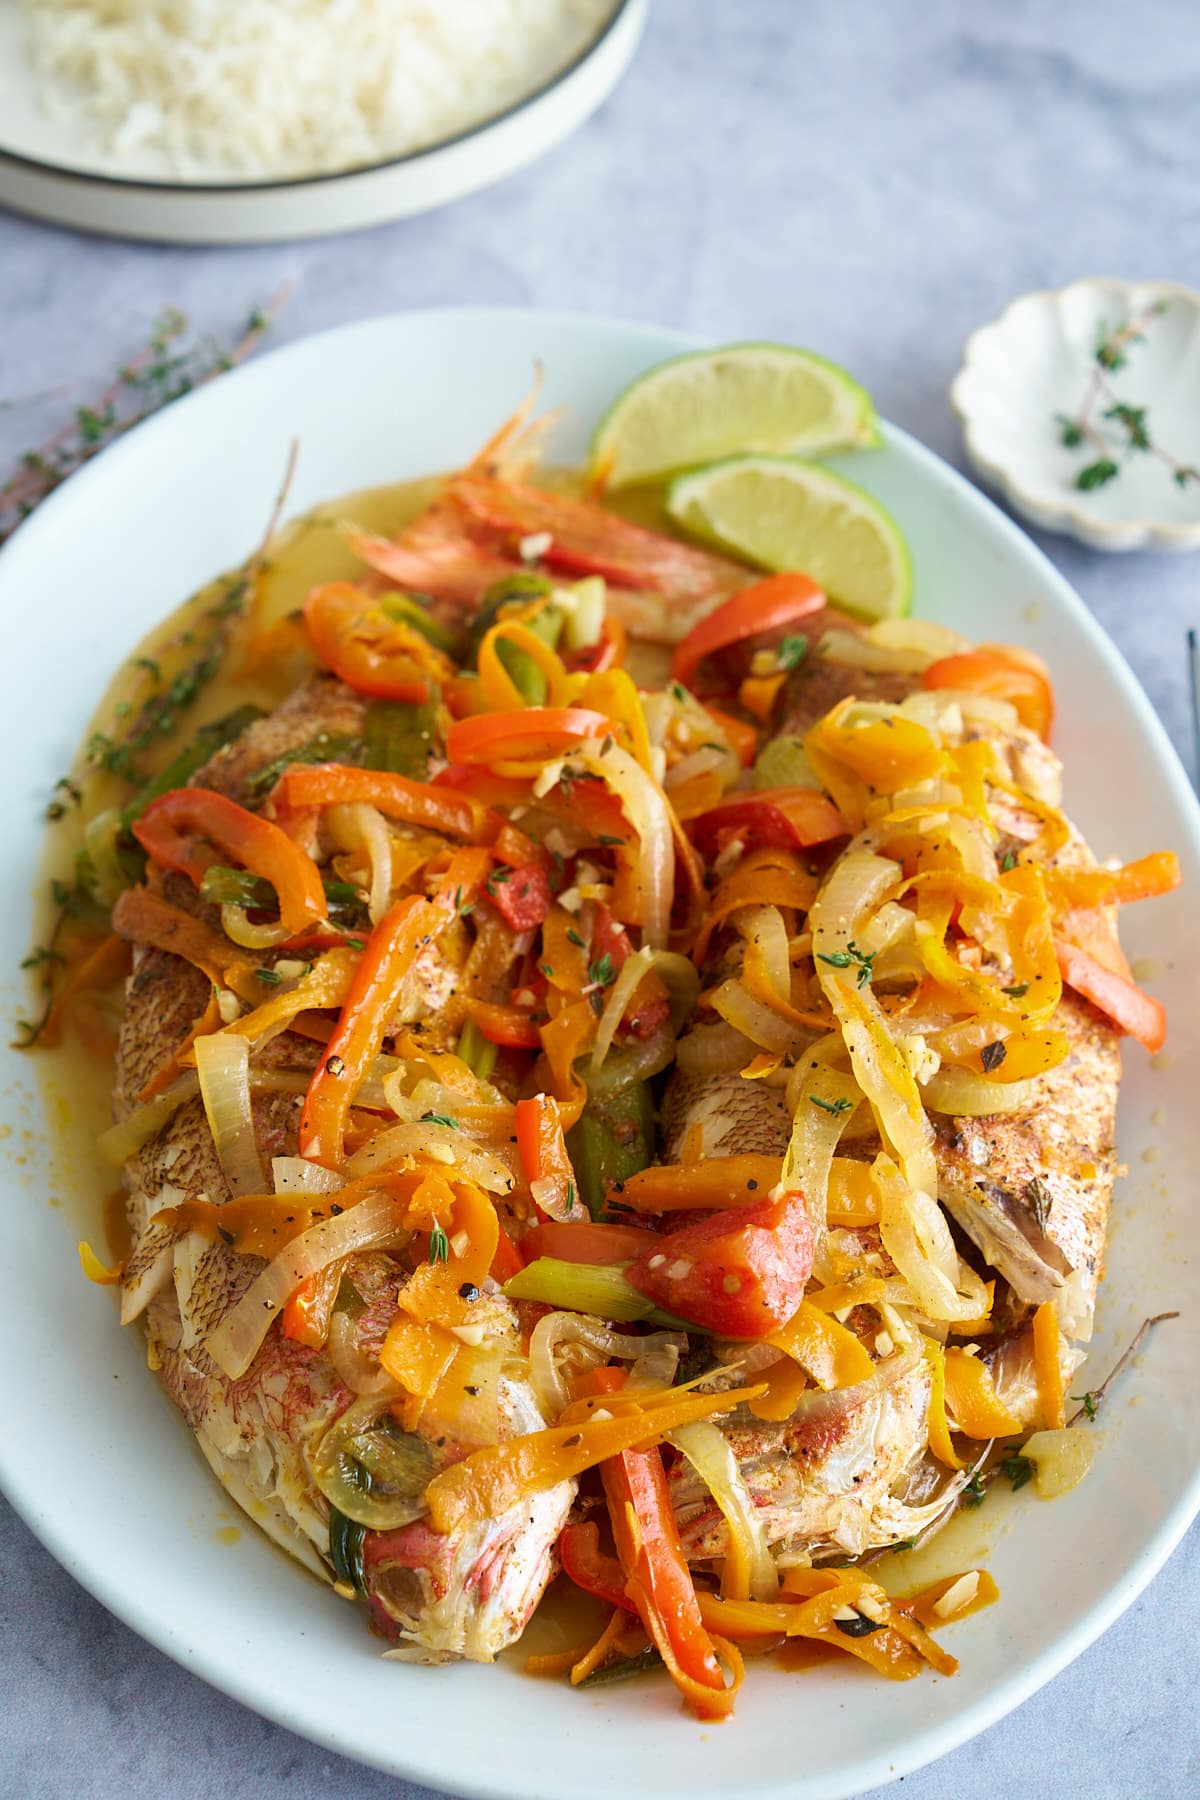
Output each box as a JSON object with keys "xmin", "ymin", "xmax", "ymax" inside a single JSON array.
[{"xmin": 1, "ymin": 2, "xmax": 1198, "ymax": 1795}]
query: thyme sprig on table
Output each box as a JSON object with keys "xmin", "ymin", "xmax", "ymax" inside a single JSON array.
[
  {"xmin": 0, "ymin": 289, "xmax": 288, "ymax": 543},
  {"xmin": 1055, "ymin": 302, "xmax": 1200, "ymax": 494}
]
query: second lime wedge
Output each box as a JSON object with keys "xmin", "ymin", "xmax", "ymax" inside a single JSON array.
[
  {"xmin": 590, "ymin": 342, "xmax": 879, "ymax": 490},
  {"xmin": 666, "ymin": 455, "xmax": 912, "ymax": 621}
]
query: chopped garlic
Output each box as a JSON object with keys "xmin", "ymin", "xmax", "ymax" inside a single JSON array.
[
  {"xmin": 216, "ymin": 989, "xmax": 241, "ymax": 1024},
  {"xmin": 666, "ymin": 1259, "xmax": 694, "ymax": 1282},
  {"xmin": 933, "ymin": 1571, "xmax": 980, "ymax": 1620},
  {"xmin": 273, "ymin": 959, "xmax": 310, "ymax": 980},
  {"xmin": 519, "ymin": 530, "xmax": 552, "ymax": 561},
  {"xmin": 557, "ymin": 886, "xmax": 583, "ymax": 913},
  {"xmin": 449, "ymin": 1229, "xmax": 470, "ymax": 1257},
  {"xmin": 424, "ymin": 1141, "xmax": 455, "ymax": 1164},
  {"xmin": 874, "ymin": 1331, "xmax": 894, "ymax": 1358},
  {"xmin": 451, "ymin": 1323, "xmax": 486, "ymax": 1348}
]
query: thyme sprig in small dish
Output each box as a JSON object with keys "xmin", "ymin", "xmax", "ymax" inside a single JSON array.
[{"xmin": 951, "ymin": 278, "xmax": 1200, "ymax": 551}]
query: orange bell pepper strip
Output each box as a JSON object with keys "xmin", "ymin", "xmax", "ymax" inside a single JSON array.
[
  {"xmin": 942, "ymin": 1348, "xmax": 1022, "ymax": 1438},
  {"xmin": 608, "ymin": 1154, "xmax": 784, "ymax": 1214},
  {"xmin": 922, "ymin": 647, "xmax": 1054, "ymax": 739},
  {"xmin": 690, "ymin": 787, "xmax": 846, "ymax": 862},
  {"xmin": 1055, "ymin": 937, "xmax": 1166, "ymax": 1051},
  {"xmin": 1047, "ymin": 850, "xmax": 1181, "ymax": 911},
  {"xmin": 671, "ymin": 572, "xmax": 827, "ymax": 688},
  {"xmin": 520, "ymin": 1219, "xmax": 651, "ymax": 1266},
  {"xmin": 422, "ymin": 1380, "xmax": 767, "ymax": 1536},
  {"xmin": 770, "ymin": 1301, "xmax": 876, "ymax": 1391},
  {"xmin": 590, "ymin": 1368, "xmax": 733, "ymax": 1719},
  {"xmin": 280, "ymin": 1261, "xmax": 342, "ymax": 1349},
  {"xmin": 705, "ymin": 706, "xmax": 759, "ymax": 768},
  {"xmin": 490, "ymin": 1225, "xmax": 525, "ymax": 1284},
  {"xmin": 133, "ymin": 789, "xmax": 327, "ymax": 936},
  {"xmin": 515, "ymin": 1093, "xmax": 577, "ymax": 1220},
  {"xmin": 37, "ymin": 930, "xmax": 132, "ymax": 1049},
  {"xmin": 558, "ymin": 1520, "xmax": 637, "ymax": 1613},
  {"xmin": 1032, "ymin": 1300, "xmax": 1066, "ymax": 1429},
  {"xmin": 281, "ymin": 763, "xmax": 500, "ymax": 844},
  {"xmin": 300, "ymin": 892, "xmax": 451, "ymax": 1166},
  {"xmin": 465, "ymin": 998, "xmax": 541, "ymax": 1049},
  {"xmin": 304, "ymin": 580, "xmax": 455, "ymax": 701},
  {"xmin": 445, "ymin": 707, "xmax": 609, "ymax": 767}
]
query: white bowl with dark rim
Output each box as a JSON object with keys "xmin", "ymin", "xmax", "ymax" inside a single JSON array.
[{"xmin": 0, "ymin": 0, "xmax": 646, "ymax": 244}]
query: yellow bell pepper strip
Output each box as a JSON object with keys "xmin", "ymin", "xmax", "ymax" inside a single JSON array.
[
  {"xmin": 814, "ymin": 708, "xmax": 947, "ymax": 793},
  {"xmin": 1000, "ymin": 860, "xmax": 1063, "ymax": 1017},
  {"xmin": 112, "ymin": 883, "xmax": 264, "ymax": 1002},
  {"xmin": 380, "ymin": 1316, "xmax": 460, "ymax": 1428},
  {"xmin": 422, "ymin": 1381, "xmax": 767, "ymax": 1537},
  {"xmin": 825, "ymin": 1157, "xmax": 883, "ymax": 1227},
  {"xmin": 133, "ymin": 789, "xmax": 327, "ymax": 937},
  {"xmin": 747, "ymin": 1355, "xmax": 810, "ymax": 1422},
  {"xmin": 922, "ymin": 1339, "xmax": 963, "ymax": 1469},
  {"xmin": 1046, "ymin": 849, "xmax": 1181, "ymax": 911},
  {"xmin": 769, "ymin": 1301, "xmax": 875, "ymax": 1391},
  {"xmin": 760, "ymin": 1580, "xmax": 929, "ymax": 1681},
  {"xmin": 78, "ymin": 1241, "xmax": 122, "ymax": 1284},
  {"xmin": 1032, "ymin": 1300, "xmax": 1067, "ymax": 1429},
  {"xmin": 568, "ymin": 1608, "xmax": 631, "ymax": 1686},
  {"xmin": 803, "ymin": 1277, "xmax": 889, "ymax": 1313},
  {"xmin": 608, "ymin": 1153, "xmax": 785, "ymax": 1214},
  {"xmin": 282, "ymin": 762, "xmax": 500, "ymax": 845},
  {"xmin": 671, "ymin": 572, "xmax": 826, "ymax": 689},
  {"xmin": 738, "ymin": 672, "xmax": 787, "ymax": 722},
  {"xmin": 515, "ymin": 1093, "xmax": 578, "ymax": 1220},
  {"xmin": 151, "ymin": 1180, "xmax": 400, "ymax": 1258},
  {"xmin": 942, "ymin": 1348, "xmax": 1022, "ymax": 1438},
  {"xmin": 477, "ymin": 617, "xmax": 570, "ymax": 709},
  {"xmin": 579, "ymin": 668, "xmax": 655, "ymax": 773},
  {"xmin": 537, "ymin": 995, "xmax": 595, "ymax": 1129},
  {"xmin": 396, "ymin": 1178, "xmax": 499, "ymax": 1330},
  {"xmin": 300, "ymin": 892, "xmax": 452, "ymax": 1167},
  {"xmin": 1055, "ymin": 937, "xmax": 1166, "ymax": 1052}
]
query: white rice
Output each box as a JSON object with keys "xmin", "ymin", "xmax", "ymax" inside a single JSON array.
[{"xmin": 25, "ymin": 0, "xmax": 617, "ymax": 179}]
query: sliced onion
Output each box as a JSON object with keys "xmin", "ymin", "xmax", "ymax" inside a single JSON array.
[
  {"xmin": 312, "ymin": 1395, "xmax": 434, "ymax": 1528},
  {"xmin": 753, "ymin": 734, "xmax": 820, "ymax": 792},
  {"xmin": 921, "ymin": 1067, "xmax": 1038, "ymax": 1116},
  {"xmin": 326, "ymin": 1308, "xmax": 402, "ymax": 1398},
  {"xmin": 195, "ymin": 1032, "xmax": 266, "ymax": 1197},
  {"xmin": 668, "ymin": 1420, "xmax": 778, "ymax": 1601},
  {"xmin": 99, "ymin": 1073, "xmax": 200, "ymax": 1165},
  {"xmin": 780, "ymin": 1039, "xmax": 863, "ymax": 1268},
  {"xmin": 871, "ymin": 618, "xmax": 970, "ymax": 659},
  {"xmin": 347, "ymin": 1122, "xmax": 514, "ymax": 1196},
  {"xmin": 206, "ymin": 1189, "xmax": 408, "ymax": 1379},
  {"xmin": 590, "ymin": 947, "xmax": 699, "ymax": 1071},
  {"xmin": 665, "ymin": 744, "xmax": 735, "ymax": 792},
  {"xmin": 1022, "ymin": 1427, "xmax": 1095, "ymax": 1498},
  {"xmin": 576, "ymin": 740, "xmax": 674, "ymax": 950},
  {"xmin": 875, "ymin": 1155, "xmax": 987, "ymax": 1325},
  {"xmin": 809, "ymin": 849, "xmax": 935, "ymax": 1196},
  {"xmin": 674, "ymin": 1019, "xmax": 759, "ymax": 1077},
  {"xmin": 711, "ymin": 975, "xmax": 797, "ymax": 1054},
  {"xmin": 327, "ymin": 802, "xmax": 393, "ymax": 927},
  {"xmin": 220, "ymin": 903, "xmax": 290, "ymax": 950},
  {"xmin": 558, "ymin": 576, "xmax": 607, "ymax": 651},
  {"xmin": 271, "ymin": 1156, "xmax": 343, "ymax": 1196},
  {"xmin": 527, "ymin": 1312, "xmax": 686, "ymax": 1419}
]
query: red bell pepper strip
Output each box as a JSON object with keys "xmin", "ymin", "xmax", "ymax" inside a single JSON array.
[
  {"xmin": 587, "ymin": 1368, "xmax": 732, "ymax": 1719},
  {"xmin": 281, "ymin": 763, "xmax": 500, "ymax": 844},
  {"xmin": 303, "ymin": 581, "xmax": 453, "ymax": 701},
  {"xmin": 625, "ymin": 1190, "xmax": 815, "ymax": 1339},
  {"xmin": 690, "ymin": 787, "xmax": 846, "ymax": 861},
  {"xmin": 515, "ymin": 1093, "xmax": 577, "ymax": 1220},
  {"xmin": 519, "ymin": 1220, "xmax": 652, "ymax": 1266},
  {"xmin": 300, "ymin": 892, "xmax": 450, "ymax": 1166},
  {"xmin": 558, "ymin": 1521, "xmax": 637, "ymax": 1613},
  {"xmin": 280, "ymin": 1262, "xmax": 341, "ymax": 1349},
  {"xmin": 132, "ymin": 788, "xmax": 327, "ymax": 937},
  {"xmin": 923, "ymin": 648, "xmax": 1055, "ymax": 740},
  {"xmin": 446, "ymin": 707, "xmax": 609, "ymax": 766},
  {"xmin": 671, "ymin": 573, "xmax": 827, "ymax": 688},
  {"xmin": 1055, "ymin": 937, "xmax": 1166, "ymax": 1052},
  {"xmin": 490, "ymin": 1226, "xmax": 526, "ymax": 1284}
]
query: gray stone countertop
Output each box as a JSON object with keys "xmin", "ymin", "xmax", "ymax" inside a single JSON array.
[{"xmin": 2, "ymin": 1, "xmax": 1197, "ymax": 1794}]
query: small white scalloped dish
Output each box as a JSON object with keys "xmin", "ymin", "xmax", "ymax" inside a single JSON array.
[
  {"xmin": 1, "ymin": 309, "xmax": 1200, "ymax": 1800},
  {"xmin": 951, "ymin": 278, "xmax": 1200, "ymax": 551}
]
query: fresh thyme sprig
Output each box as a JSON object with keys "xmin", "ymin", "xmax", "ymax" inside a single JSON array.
[
  {"xmin": 1055, "ymin": 302, "xmax": 1199, "ymax": 494},
  {"xmin": 0, "ymin": 287, "xmax": 289, "ymax": 542}
]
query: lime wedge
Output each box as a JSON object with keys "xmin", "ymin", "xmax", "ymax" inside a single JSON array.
[
  {"xmin": 590, "ymin": 343, "xmax": 879, "ymax": 490},
  {"xmin": 666, "ymin": 455, "xmax": 911, "ymax": 621}
]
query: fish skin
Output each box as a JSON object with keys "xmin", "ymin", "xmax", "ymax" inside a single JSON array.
[
  {"xmin": 111, "ymin": 684, "xmax": 573, "ymax": 1661},
  {"xmin": 669, "ymin": 1353, "xmax": 960, "ymax": 1564}
]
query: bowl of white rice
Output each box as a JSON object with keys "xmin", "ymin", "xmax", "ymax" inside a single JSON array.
[{"xmin": 0, "ymin": 0, "xmax": 645, "ymax": 242}]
